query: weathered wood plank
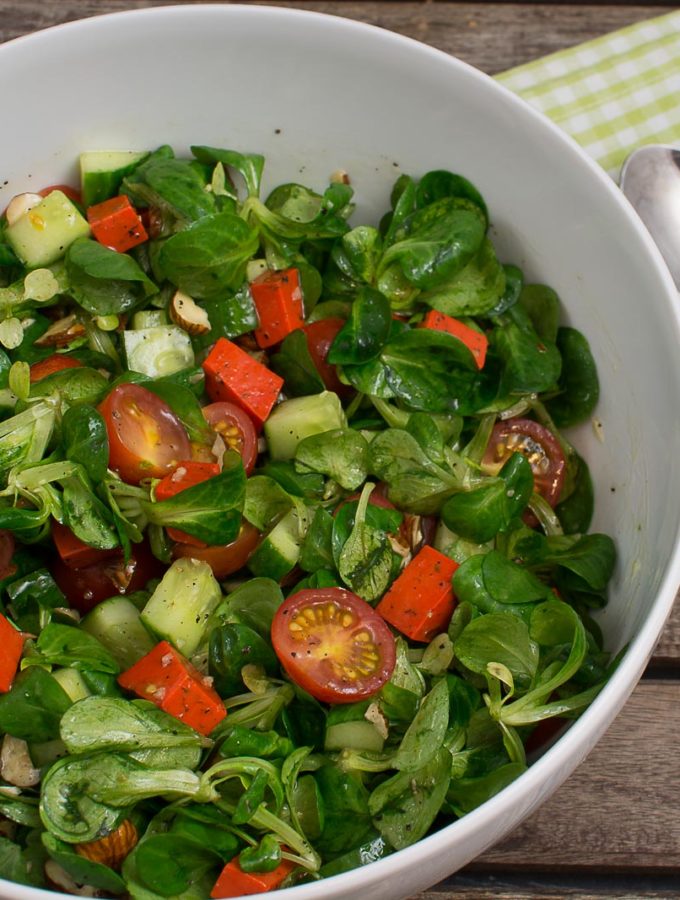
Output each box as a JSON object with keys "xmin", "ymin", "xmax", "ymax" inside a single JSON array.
[
  {"xmin": 650, "ymin": 594, "xmax": 680, "ymax": 667},
  {"xmin": 0, "ymin": 2, "xmax": 672, "ymax": 74}
]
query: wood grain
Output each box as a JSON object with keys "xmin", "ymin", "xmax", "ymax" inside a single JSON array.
[{"xmin": 0, "ymin": 2, "xmax": 672, "ymax": 74}]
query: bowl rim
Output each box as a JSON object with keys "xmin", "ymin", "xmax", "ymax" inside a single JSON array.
[{"xmin": 1, "ymin": 5, "xmax": 679, "ymax": 899}]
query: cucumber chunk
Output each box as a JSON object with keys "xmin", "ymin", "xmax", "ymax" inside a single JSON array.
[
  {"xmin": 141, "ymin": 558, "xmax": 222, "ymax": 656},
  {"xmin": 132, "ymin": 309, "xmax": 169, "ymax": 330},
  {"xmin": 51, "ymin": 668, "xmax": 92, "ymax": 704},
  {"xmin": 80, "ymin": 150, "xmax": 149, "ymax": 206},
  {"xmin": 247, "ymin": 506, "xmax": 309, "ymax": 581},
  {"xmin": 325, "ymin": 700, "xmax": 386, "ymax": 752},
  {"xmin": 123, "ymin": 325, "xmax": 194, "ymax": 378},
  {"xmin": 5, "ymin": 191, "xmax": 90, "ymax": 267},
  {"xmin": 264, "ymin": 392, "xmax": 346, "ymax": 460},
  {"xmin": 82, "ymin": 596, "xmax": 155, "ymax": 670}
]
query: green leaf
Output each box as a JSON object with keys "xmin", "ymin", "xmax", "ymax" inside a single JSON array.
[
  {"xmin": 143, "ymin": 451, "xmax": 246, "ymax": 544},
  {"xmin": 295, "ymin": 428, "xmax": 370, "ymax": 490},
  {"xmin": 123, "ymin": 154, "xmax": 217, "ymax": 228},
  {"xmin": 327, "ymin": 286, "xmax": 392, "ymax": 365},
  {"xmin": 368, "ymin": 428, "xmax": 459, "ymax": 514},
  {"xmin": 493, "ymin": 319, "xmax": 562, "ymax": 396},
  {"xmin": 381, "ymin": 196, "xmax": 486, "ymax": 290},
  {"xmin": 61, "ymin": 405, "xmax": 109, "ymax": 482},
  {"xmin": 447, "ymin": 761, "xmax": 526, "ymax": 815},
  {"xmin": 441, "ymin": 452, "xmax": 534, "ymax": 542},
  {"xmin": 393, "ymin": 679, "xmax": 450, "ymax": 771},
  {"xmin": 65, "ymin": 238, "xmax": 158, "ymax": 315},
  {"xmin": 517, "ymin": 283, "xmax": 560, "ymax": 343},
  {"xmin": 222, "ymin": 578, "xmax": 284, "ymax": 637},
  {"xmin": 338, "ymin": 485, "xmax": 393, "ymax": 602},
  {"xmin": 243, "ymin": 474, "xmax": 295, "ymax": 532},
  {"xmin": 270, "ymin": 329, "xmax": 325, "ymax": 398},
  {"xmin": 191, "ymin": 145, "xmax": 265, "ymax": 198},
  {"xmin": 157, "ymin": 212, "xmax": 259, "ymax": 300},
  {"xmin": 454, "ymin": 612, "xmax": 539, "ymax": 690},
  {"xmin": 420, "ymin": 238, "xmax": 505, "ymax": 317},
  {"xmin": 30, "ymin": 623, "xmax": 120, "ymax": 674},
  {"xmin": 0, "ymin": 667, "xmax": 72, "ymax": 742},
  {"xmin": 61, "ymin": 474, "xmax": 119, "ymax": 551},
  {"xmin": 41, "ymin": 833, "xmax": 128, "ymax": 894},
  {"xmin": 546, "ymin": 326, "xmax": 600, "ymax": 427},
  {"xmin": 369, "ymin": 748, "xmax": 451, "ymax": 849}
]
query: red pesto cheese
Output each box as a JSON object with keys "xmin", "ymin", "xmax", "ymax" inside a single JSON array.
[
  {"xmin": 118, "ymin": 640, "xmax": 226, "ymax": 735},
  {"xmin": 376, "ymin": 545, "xmax": 459, "ymax": 643},
  {"xmin": 202, "ymin": 338, "xmax": 283, "ymax": 431},
  {"xmin": 0, "ymin": 612, "xmax": 24, "ymax": 693},
  {"xmin": 250, "ymin": 267, "xmax": 305, "ymax": 349},
  {"xmin": 210, "ymin": 856, "xmax": 296, "ymax": 898},
  {"xmin": 87, "ymin": 195, "xmax": 148, "ymax": 253},
  {"xmin": 419, "ymin": 309, "xmax": 488, "ymax": 369}
]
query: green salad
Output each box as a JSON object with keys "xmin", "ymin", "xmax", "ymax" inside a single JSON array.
[{"xmin": 0, "ymin": 144, "xmax": 616, "ymax": 898}]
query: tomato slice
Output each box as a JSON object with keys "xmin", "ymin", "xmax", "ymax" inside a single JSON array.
[
  {"xmin": 51, "ymin": 541, "xmax": 164, "ymax": 614},
  {"xmin": 172, "ymin": 521, "xmax": 261, "ymax": 579},
  {"xmin": 302, "ymin": 318, "xmax": 351, "ymax": 396},
  {"xmin": 99, "ymin": 384, "xmax": 191, "ymax": 485},
  {"xmin": 202, "ymin": 402, "xmax": 258, "ymax": 475},
  {"xmin": 482, "ymin": 417, "xmax": 566, "ymax": 508},
  {"xmin": 29, "ymin": 355, "xmax": 83, "ymax": 383},
  {"xmin": 271, "ymin": 587, "xmax": 396, "ymax": 704}
]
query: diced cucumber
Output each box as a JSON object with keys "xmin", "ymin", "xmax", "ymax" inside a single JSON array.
[
  {"xmin": 80, "ymin": 150, "xmax": 149, "ymax": 206},
  {"xmin": 82, "ymin": 596, "xmax": 155, "ymax": 670},
  {"xmin": 132, "ymin": 309, "xmax": 169, "ymax": 330},
  {"xmin": 123, "ymin": 325, "xmax": 194, "ymax": 378},
  {"xmin": 51, "ymin": 668, "xmax": 91, "ymax": 704},
  {"xmin": 264, "ymin": 392, "xmax": 346, "ymax": 461},
  {"xmin": 247, "ymin": 506, "xmax": 309, "ymax": 581},
  {"xmin": 5, "ymin": 191, "xmax": 90, "ymax": 268},
  {"xmin": 324, "ymin": 701, "xmax": 386, "ymax": 752},
  {"xmin": 141, "ymin": 558, "xmax": 222, "ymax": 656}
]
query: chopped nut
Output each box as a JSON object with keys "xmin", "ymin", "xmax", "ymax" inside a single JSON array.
[
  {"xmin": 0, "ymin": 735, "xmax": 41, "ymax": 788},
  {"xmin": 34, "ymin": 313, "xmax": 86, "ymax": 347},
  {"xmin": 169, "ymin": 290, "xmax": 211, "ymax": 336},
  {"xmin": 5, "ymin": 192, "xmax": 43, "ymax": 227}
]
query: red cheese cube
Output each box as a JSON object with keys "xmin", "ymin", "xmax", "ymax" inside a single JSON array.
[
  {"xmin": 210, "ymin": 856, "xmax": 296, "ymax": 898},
  {"xmin": 118, "ymin": 641, "xmax": 226, "ymax": 735},
  {"xmin": 202, "ymin": 338, "xmax": 283, "ymax": 430},
  {"xmin": 376, "ymin": 545, "xmax": 459, "ymax": 643},
  {"xmin": 420, "ymin": 309, "xmax": 488, "ymax": 369},
  {"xmin": 0, "ymin": 613, "xmax": 24, "ymax": 693},
  {"xmin": 250, "ymin": 268, "xmax": 305, "ymax": 349},
  {"xmin": 87, "ymin": 195, "xmax": 148, "ymax": 253}
]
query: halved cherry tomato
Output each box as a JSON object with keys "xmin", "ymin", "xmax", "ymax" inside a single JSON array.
[
  {"xmin": 39, "ymin": 184, "xmax": 82, "ymax": 205},
  {"xmin": 29, "ymin": 355, "xmax": 83, "ymax": 383},
  {"xmin": 482, "ymin": 417, "xmax": 566, "ymax": 508},
  {"xmin": 302, "ymin": 318, "xmax": 351, "ymax": 396},
  {"xmin": 51, "ymin": 541, "xmax": 164, "ymax": 614},
  {"xmin": 99, "ymin": 384, "xmax": 191, "ymax": 485},
  {"xmin": 172, "ymin": 521, "xmax": 260, "ymax": 579},
  {"xmin": 271, "ymin": 587, "xmax": 396, "ymax": 704},
  {"xmin": 202, "ymin": 402, "xmax": 258, "ymax": 475}
]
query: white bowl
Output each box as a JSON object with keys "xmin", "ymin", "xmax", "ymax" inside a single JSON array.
[{"xmin": 1, "ymin": 5, "xmax": 679, "ymax": 899}]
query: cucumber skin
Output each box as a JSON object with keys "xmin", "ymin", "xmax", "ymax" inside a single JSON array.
[
  {"xmin": 80, "ymin": 150, "xmax": 149, "ymax": 206},
  {"xmin": 247, "ymin": 507, "xmax": 308, "ymax": 581}
]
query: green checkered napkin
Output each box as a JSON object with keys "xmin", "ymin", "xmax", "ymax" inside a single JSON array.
[{"xmin": 496, "ymin": 10, "xmax": 680, "ymax": 180}]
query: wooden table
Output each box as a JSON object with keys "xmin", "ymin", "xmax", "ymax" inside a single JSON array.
[{"xmin": 2, "ymin": 2, "xmax": 679, "ymax": 898}]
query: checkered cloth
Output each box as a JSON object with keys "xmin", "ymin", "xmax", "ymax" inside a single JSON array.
[{"xmin": 496, "ymin": 10, "xmax": 680, "ymax": 180}]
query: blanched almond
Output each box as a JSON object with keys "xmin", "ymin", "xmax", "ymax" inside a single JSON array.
[
  {"xmin": 169, "ymin": 290, "xmax": 211, "ymax": 335},
  {"xmin": 5, "ymin": 192, "xmax": 43, "ymax": 227},
  {"xmin": 34, "ymin": 313, "xmax": 86, "ymax": 347}
]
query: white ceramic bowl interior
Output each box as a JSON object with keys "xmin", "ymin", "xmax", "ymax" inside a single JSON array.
[{"xmin": 1, "ymin": 6, "xmax": 679, "ymax": 900}]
